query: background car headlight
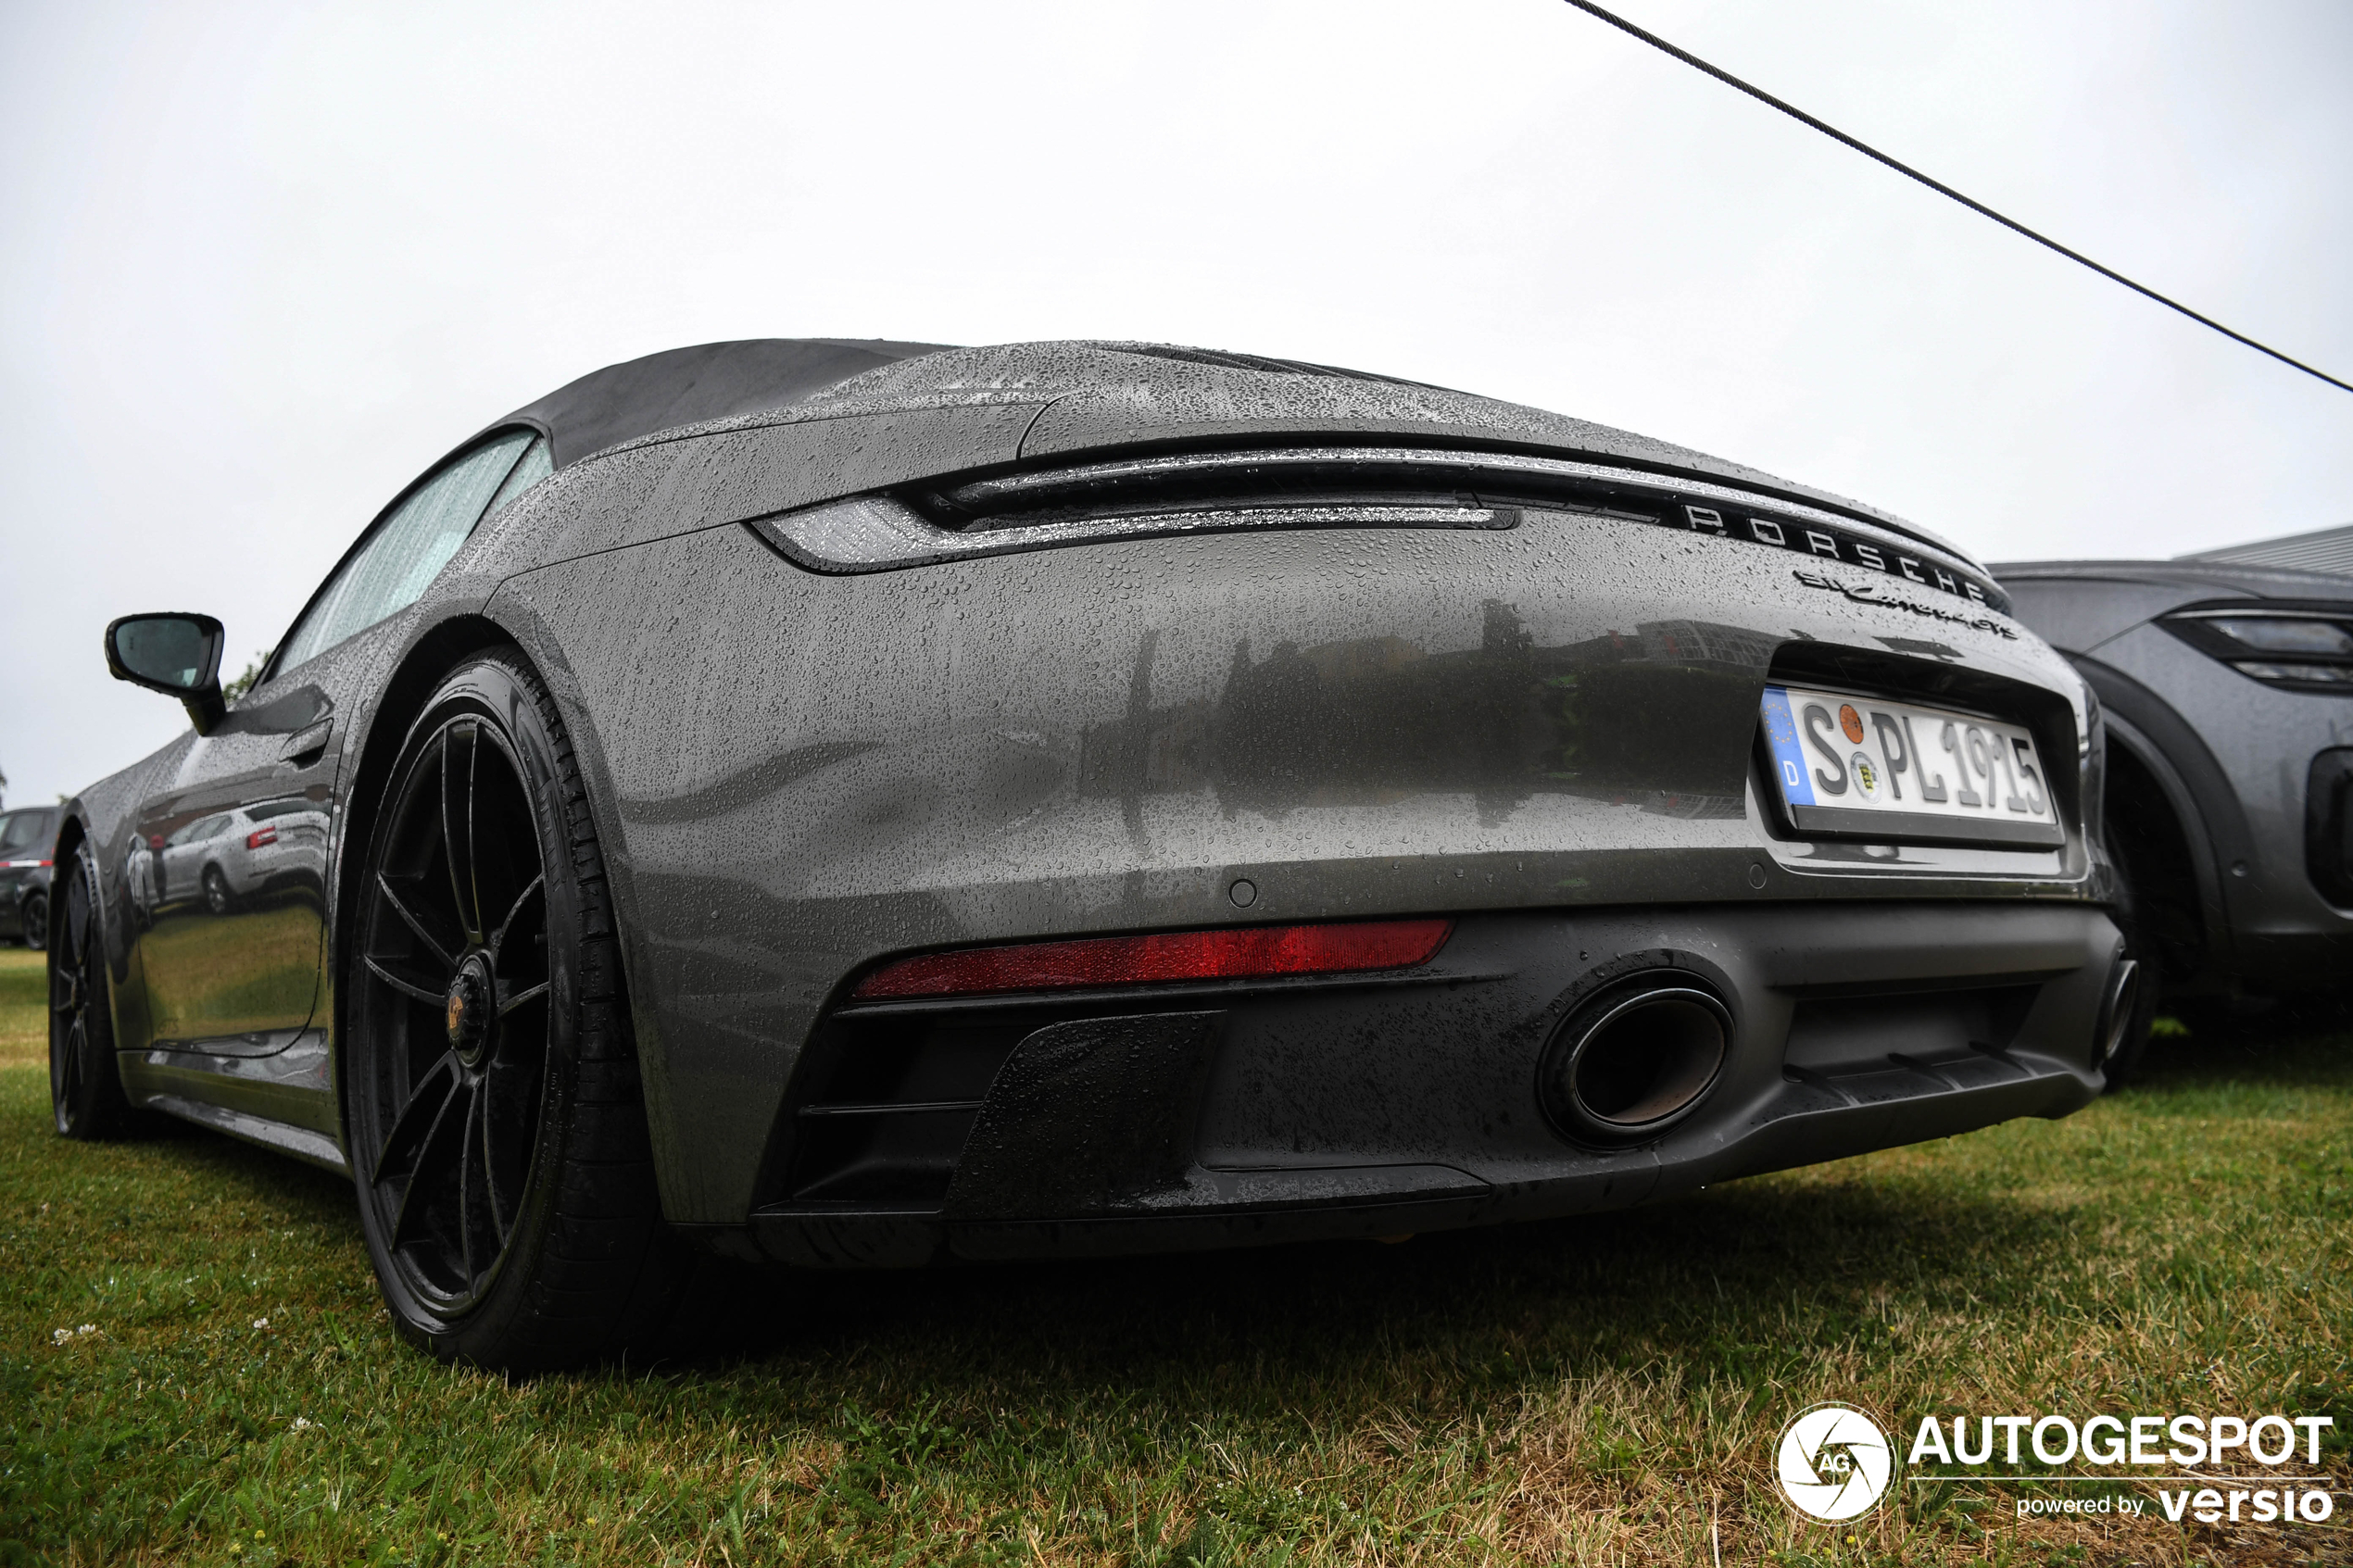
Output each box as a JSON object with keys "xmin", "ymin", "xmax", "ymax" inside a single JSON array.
[{"xmin": 2159, "ymin": 607, "xmax": 2353, "ymax": 692}]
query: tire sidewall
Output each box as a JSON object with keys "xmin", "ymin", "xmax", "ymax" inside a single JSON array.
[{"xmin": 348, "ymin": 653, "xmax": 593, "ymax": 1361}]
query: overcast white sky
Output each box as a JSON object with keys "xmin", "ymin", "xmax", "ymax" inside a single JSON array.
[{"xmin": 3, "ymin": 0, "xmax": 2349, "ymax": 806}]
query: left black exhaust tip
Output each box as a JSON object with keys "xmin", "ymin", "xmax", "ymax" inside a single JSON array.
[{"xmin": 1539, "ymin": 976, "xmax": 1732, "ymax": 1145}]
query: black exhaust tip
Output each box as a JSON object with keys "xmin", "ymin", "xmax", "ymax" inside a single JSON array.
[{"xmin": 1540, "ymin": 978, "xmax": 1731, "ymax": 1144}]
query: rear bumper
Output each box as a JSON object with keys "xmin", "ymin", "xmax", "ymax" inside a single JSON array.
[
  {"xmin": 724, "ymin": 899, "xmax": 2117, "ymax": 1268},
  {"xmin": 501, "ymin": 508, "xmax": 2102, "ymax": 1229}
]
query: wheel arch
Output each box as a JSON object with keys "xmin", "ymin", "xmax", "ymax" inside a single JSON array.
[
  {"xmin": 2083, "ymin": 689, "xmax": 2235, "ymax": 995},
  {"xmin": 467, "ymin": 584, "xmax": 686, "ymax": 1220}
]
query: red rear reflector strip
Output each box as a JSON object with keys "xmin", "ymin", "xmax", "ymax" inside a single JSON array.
[{"xmin": 852, "ymin": 918, "xmax": 1453, "ymax": 1001}]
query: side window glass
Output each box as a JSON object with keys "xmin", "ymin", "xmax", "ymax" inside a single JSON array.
[
  {"xmin": 481, "ymin": 435, "xmax": 552, "ymax": 522},
  {"xmin": 276, "ymin": 430, "xmax": 540, "ymax": 672}
]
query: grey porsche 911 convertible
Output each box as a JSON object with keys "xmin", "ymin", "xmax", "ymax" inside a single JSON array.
[{"xmin": 56, "ymin": 338, "xmax": 2133, "ymax": 1368}]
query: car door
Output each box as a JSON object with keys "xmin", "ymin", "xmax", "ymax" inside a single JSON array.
[
  {"xmin": 133, "ymin": 735, "xmax": 337, "ymax": 1053},
  {"xmin": 127, "ymin": 428, "xmax": 548, "ymax": 1067}
]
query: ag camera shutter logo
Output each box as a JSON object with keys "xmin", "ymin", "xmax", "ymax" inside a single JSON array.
[{"xmin": 1777, "ymin": 1404, "xmax": 1896, "ymax": 1522}]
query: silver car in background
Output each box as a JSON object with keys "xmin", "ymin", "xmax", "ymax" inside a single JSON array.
[{"xmin": 140, "ymin": 798, "xmax": 332, "ymax": 917}]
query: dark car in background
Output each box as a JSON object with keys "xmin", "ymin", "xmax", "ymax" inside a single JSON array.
[
  {"xmin": 57, "ymin": 338, "xmax": 2133, "ymax": 1369},
  {"xmin": 1, "ymin": 804, "xmax": 60, "ymax": 949},
  {"xmin": 1994, "ymin": 554, "xmax": 2353, "ymax": 1068}
]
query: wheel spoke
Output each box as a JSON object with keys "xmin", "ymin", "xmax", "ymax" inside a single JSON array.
[
  {"xmin": 364, "ymin": 954, "xmax": 449, "ymax": 1009},
  {"xmin": 496, "ymin": 979, "xmax": 550, "ymax": 1018},
  {"xmin": 442, "ymin": 722, "xmax": 484, "ymax": 945},
  {"xmin": 375, "ymin": 1050, "xmax": 459, "ymax": 1185},
  {"xmin": 388, "ymin": 1079, "xmax": 468, "ymax": 1253},
  {"xmin": 488, "ymin": 874, "xmax": 543, "ymax": 967},
  {"xmin": 458, "ymin": 1085, "xmax": 496, "ymax": 1281},
  {"xmin": 59, "ymin": 1018, "xmax": 84, "ymax": 1110},
  {"xmin": 473, "ymin": 1080, "xmax": 517, "ymax": 1249},
  {"xmin": 479, "ymin": 1102, "xmax": 508, "ymax": 1248},
  {"xmin": 61, "ymin": 871, "xmax": 88, "ymax": 969},
  {"xmin": 374, "ymin": 872, "xmax": 458, "ymax": 973}
]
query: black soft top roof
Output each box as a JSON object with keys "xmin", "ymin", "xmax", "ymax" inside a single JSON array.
[
  {"xmin": 479, "ymin": 336, "xmax": 1969, "ymax": 561},
  {"xmin": 498, "ymin": 338, "xmax": 953, "ymax": 468}
]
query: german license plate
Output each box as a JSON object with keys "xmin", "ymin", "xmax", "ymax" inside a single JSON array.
[{"xmin": 1759, "ymin": 684, "xmax": 2066, "ymax": 848}]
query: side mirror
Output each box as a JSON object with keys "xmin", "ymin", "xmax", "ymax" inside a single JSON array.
[{"xmin": 106, "ymin": 613, "xmax": 229, "ymax": 734}]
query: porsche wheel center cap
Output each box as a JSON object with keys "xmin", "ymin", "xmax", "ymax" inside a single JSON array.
[{"xmin": 445, "ymin": 956, "xmax": 494, "ymax": 1062}]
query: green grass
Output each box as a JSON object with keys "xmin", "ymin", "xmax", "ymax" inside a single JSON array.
[{"xmin": 1, "ymin": 945, "xmax": 2347, "ymax": 1566}]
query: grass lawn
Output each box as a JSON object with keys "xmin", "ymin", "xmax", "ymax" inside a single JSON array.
[{"xmin": 0, "ymin": 944, "xmax": 2347, "ymax": 1567}]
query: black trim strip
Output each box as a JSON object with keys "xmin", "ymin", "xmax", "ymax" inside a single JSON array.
[
  {"xmin": 1787, "ymin": 804, "xmax": 2066, "ymax": 848},
  {"xmin": 921, "ymin": 446, "xmax": 2010, "ymax": 613}
]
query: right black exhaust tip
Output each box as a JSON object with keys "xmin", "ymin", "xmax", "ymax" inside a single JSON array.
[
  {"xmin": 2095, "ymin": 956, "xmax": 2140, "ymax": 1070},
  {"xmin": 1540, "ymin": 976, "xmax": 1731, "ymax": 1145}
]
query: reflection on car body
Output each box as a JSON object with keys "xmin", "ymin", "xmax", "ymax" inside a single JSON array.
[
  {"xmin": 52, "ymin": 338, "xmax": 2137, "ymax": 1369},
  {"xmin": 148, "ymin": 797, "xmax": 330, "ymax": 914}
]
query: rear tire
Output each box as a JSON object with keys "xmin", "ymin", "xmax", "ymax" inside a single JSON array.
[
  {"xmin": 22, "ymin": 889, "xmax": 49, "ymax": 952},
  {"xmin": 201, "ymin": 865, "xmax": 233, "ymax": 915},
  {"xmin": 50, "ymin": 847, "xmax": 136, "ymax": 1138},
  {"xmin": 347, "ymin": 649, "xmax": 688, "ymax": 1370},
  {"xmin": 2100, "ymin": 824, "xmax": 2162, "ymax": 1087}
]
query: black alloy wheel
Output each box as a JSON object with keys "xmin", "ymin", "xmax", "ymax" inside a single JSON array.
[
  {"xmin": 21, "ymin": 889, "xmax": 47, "ymax": 952},
  {"xmin": 51, "ymin": 847, "xmax": 134, "ymax": 1137},
  {"xmin": 348, "ymin": 650, "xmax": 686, "ymax": 1367},
  {"xmin": 202, "ymin": 865, "xmax": 233, "ymax": 916}
]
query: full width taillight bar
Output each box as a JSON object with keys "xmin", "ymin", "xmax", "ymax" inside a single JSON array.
[
  {"xmin": 849, "ymin": 918, "xmax": 1454, "ymax": 1002},
  {"xmin": 746, "ymin": 444, "xmax": 2006, "ymax": 609}
]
